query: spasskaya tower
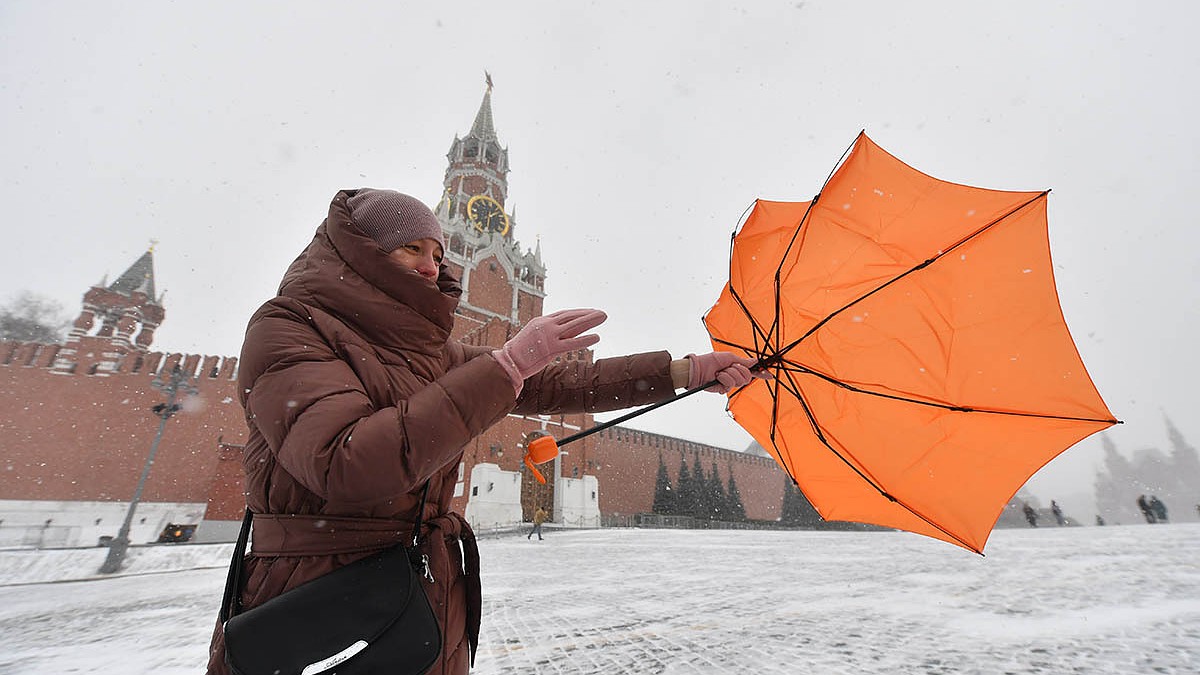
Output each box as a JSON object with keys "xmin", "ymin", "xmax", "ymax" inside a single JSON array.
[{"xmin": 436, "ymin": 73, "xmax": 546, "ymax": 345}]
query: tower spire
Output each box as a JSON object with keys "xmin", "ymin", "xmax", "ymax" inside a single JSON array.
[
  {"xmin": 108, "ymin": 247, "xmax": 158, "ymax": 299},
  {"xmin": 437, "ymin": 78, "xmax": 545, "ymax": 331},
  {"xmin": 470, "ymin": 71, "xmax": 499, "ymax": 143}
]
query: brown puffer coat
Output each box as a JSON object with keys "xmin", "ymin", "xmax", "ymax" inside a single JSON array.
[{"xmin": 206, "ymin": 190, "xmax": 676, "ymax": 675}]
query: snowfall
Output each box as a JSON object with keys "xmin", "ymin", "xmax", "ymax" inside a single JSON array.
[{"xmin": 0, "ymin": 523, "xmax": 1197, "ymax": 675}]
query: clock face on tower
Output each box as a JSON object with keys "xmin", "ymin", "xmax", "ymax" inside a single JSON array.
[{"xmin": 466, "ymin": 194, "xmax": 510, "ymax": 236}]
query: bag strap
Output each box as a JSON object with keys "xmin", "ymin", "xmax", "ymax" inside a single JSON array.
[
  {"xmin": 218, "ymin": 507, "xmax": 253, "ymax": 624},
  {"xmin": 219, "ymin": 480, "xmax": 431, "ymax": 623}
]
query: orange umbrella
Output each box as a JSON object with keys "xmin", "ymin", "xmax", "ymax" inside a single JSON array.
[{"xmin": 704, "ymin": 132, "xmax": 1119, "ymax": 553}]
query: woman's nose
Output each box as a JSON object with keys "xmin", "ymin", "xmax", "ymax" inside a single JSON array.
[{"xmin": 416, "ymin": 255, "xmax": 438, "ymax": 278}]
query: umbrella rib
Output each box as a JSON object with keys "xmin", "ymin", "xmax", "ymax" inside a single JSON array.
[
  {"xmin": 770, "ymin": 197, "xmax": 820, "ymax": 349},
  {"xmin": 775, "ymin": 368, "xmax": 984, "ymax": 554},
  {"xmin": 716, "ymin": 134, "xmax": 863, "ymax": 384},
  {"xmin": 775, "ymin": 366, "xmax": 885, "ymax": 496},
  {"xmin": 782, "ymin": 360, "xmax": 1119, "ymax": 425},
  {"xmin": 725, "ymin": 285, "xmax": 774, "ymax": 364},
  {"xmin": 714, "ymin": 337, "xmax": 1116, "ymax": 425},
  {"xmin": 939, "ymin": 190, "xmax": 1050, "ymax": 257},
  {"xmin": 776, "ymin": 190, "xmax": 1051, "ymax": 359},
  {"xmin": 721, "ymin": 204, "xmax": 778, "ymax": 365},
  {"xmin": 763, "ymin": 365, "xmax": 809, "ymax": 497},
  {"xmin": 776, "ymin": 133, "xmax": 859, "ymax": 269},
  {"xmin": 764, "ymin": 134, "xmax": 861, "ymax": 354}
]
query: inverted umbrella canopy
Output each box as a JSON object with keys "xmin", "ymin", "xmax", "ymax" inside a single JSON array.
[{"xmin": 704, "ymin": 132, "xmax": 1118, "ymax": 553}]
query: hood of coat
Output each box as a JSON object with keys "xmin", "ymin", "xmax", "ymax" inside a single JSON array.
[{"xmin": 276, "ymin": 190, "xmax": 462, "ymax": 351}]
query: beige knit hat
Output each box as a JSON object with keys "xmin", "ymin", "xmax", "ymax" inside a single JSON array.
[{"xmin": 347, "ymin": 188, "xmax": 445, "ymax": 252}]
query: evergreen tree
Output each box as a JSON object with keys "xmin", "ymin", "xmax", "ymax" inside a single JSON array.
[
  {"xmin": 708, "ymin": 461, "xmax": 729, "ymax": 522},
  {"xmin": 780, "ymin": 477, "xmax": 822, "ymax": 527},
  {"xmin": 675, "ymin": 455, "xmax": 693, "ymax": 518},
  {"xmin": 691, "ymin": 453, "xmax": 710, "ymax": 520},
  {"xmin": 726, "ymin": 469, "xmax": 746, "ymax": 522},
  {"xmin": 780, "ymin": 478, "xmax": 798, "ymax": 524},
  {"xmin": 652, "ymin": 453, "xmax": 675, "ymax": 515}
]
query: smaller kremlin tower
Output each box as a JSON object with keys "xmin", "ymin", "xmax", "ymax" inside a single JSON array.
[{"xmin": 52, "ymin": 246, "xmax": 165, "ymax": 375}]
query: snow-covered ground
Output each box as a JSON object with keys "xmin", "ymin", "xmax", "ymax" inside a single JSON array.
[{"xmin": 0, "ymin": 523, "xmax": 1197, "ymax": 674}]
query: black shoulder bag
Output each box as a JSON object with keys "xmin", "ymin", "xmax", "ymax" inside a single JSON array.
[{"xmin": 219, "ymin": 483, "xmax": 441, "ymax": 675}]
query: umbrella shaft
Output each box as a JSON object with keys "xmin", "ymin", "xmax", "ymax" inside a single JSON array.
[{"xmin": 555, "ymin": 379, "xmax": 718, "ymax": 447}]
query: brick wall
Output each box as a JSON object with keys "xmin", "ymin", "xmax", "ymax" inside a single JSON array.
[
  {"xmin": 467, "ymin": 255, "xmax": 515, "ymax": 317},
  {"xmin": 1, "ymin": 340, "xmax": 785, "ymax": 527},
  {"xmin": 0, "ymin": 343, "xmax": 246, "ymax": 509}
]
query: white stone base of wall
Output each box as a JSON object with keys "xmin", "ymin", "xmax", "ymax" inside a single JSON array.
[
  {"xmin": 463, "ymin": 463, "xmax": 523, "ymax": 530},
  {"xmin": 555, "ymin": 475, "xmax": 601, "ymax": 528},
  {"xmin": 0, "ymin": 499, "xmax": 206, "ymax": 549},
  {"xmin": 192, "ymin": 518, "xmax": 244, "ymax": 544}
]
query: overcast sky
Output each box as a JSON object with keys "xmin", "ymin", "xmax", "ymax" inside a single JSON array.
[{"xmin": 2, "ymin": 1, "xmax": 1197, "ymax": 516}]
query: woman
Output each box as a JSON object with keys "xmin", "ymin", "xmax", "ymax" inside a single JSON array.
[{"xmin": 206, "ymin": 188, "xmax": 763, "ymax": 674}]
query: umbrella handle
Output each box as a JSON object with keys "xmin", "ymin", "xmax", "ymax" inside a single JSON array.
[{"xmin": 521, "ymin": 432, "xmax": 558, "ymax": 484}]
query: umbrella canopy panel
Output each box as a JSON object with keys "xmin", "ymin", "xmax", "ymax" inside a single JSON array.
[{"xmin": 705, "ymin": 133, "xmax": 1117, "ymax": 553}]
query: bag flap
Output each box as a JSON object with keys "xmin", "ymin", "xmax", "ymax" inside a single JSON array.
[{"xmin": 224, "ymin": 544, "xmax": 422, "ymax": 674}]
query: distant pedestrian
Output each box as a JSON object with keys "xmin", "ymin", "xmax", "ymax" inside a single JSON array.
[
  {"xmin": 1051, "ymin": 500, "xmax": 1066, "ymax": 526},
  {"xmin": 528, "ymin": 506, "xmax": 548, "ymax": 541},
  {"xmin": 1023, "ymin": 503, "xmax": 1038, "ymax": 527},
  {"xmin": 1095, "ymin": 514, "xmax": 1105, "ymax": 526},
  {"xmin": 1136, "ymin": 494, "xmax": 1156, "ymax": 524},
  {"xmin": 1149, "ymin": 496, "xmax": 1168, "ymax": 523}
]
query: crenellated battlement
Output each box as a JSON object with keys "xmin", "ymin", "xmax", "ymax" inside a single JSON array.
[
  {"xmin": 596, "ymin": 424, "xmax": 777, "ymax": 468},
  {"xmin": 0, "ymin": 339, "xmax": 238, "ymax": 381},
  {"xmin": 0, "ymin": 340, "xmax": 63, "ymax": 368}
]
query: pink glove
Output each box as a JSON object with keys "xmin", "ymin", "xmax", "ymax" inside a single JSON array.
[
  {"xmin": 686, "ymin": 351, "xmax": 767, "ymax": 394},
  {"xmin": 493, "ymin": 309, "xmax": 607, "ymax": 393}
]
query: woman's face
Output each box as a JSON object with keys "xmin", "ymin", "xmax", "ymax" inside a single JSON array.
[{"xmin": 388, "ymin": 238, "xmax": 444, "ymax": 280}]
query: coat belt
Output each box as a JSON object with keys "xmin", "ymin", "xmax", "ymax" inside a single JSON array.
[
  {"xmin": 423, "ymin": 512, "xmax": 482, "ymax": 665},
  {"xmin": 249, "ymin": 511, "xmax": 481, "ymax": 663},
  {"xmin": 250, "ymin": 513, "xmax": 414, "ymax": 556}
]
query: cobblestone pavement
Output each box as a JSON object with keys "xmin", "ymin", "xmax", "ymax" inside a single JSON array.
[
  {"xmin": 471, "ymin": 525, "xmax": 1200, "ymax": 674},
  {"xmin": 0, "ymin": 523, "xmax": 1196, "ymax": 674}
]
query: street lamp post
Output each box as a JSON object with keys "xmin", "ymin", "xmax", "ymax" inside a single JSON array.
[{"xmin": 99, "ymin": 364, "xmax": 197, "ymax": 574}]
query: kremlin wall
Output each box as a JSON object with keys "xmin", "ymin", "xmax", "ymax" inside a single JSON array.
[{"xmin": 0, "ymin": 82, "xmax": 788, "ymax": 548}]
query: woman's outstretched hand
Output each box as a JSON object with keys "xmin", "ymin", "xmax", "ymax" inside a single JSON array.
[
  {"xmin": 685, "ymin": 351, "xmax": 771, "ymax": 394},
  {"xmin": 493, "ymin": 309, "xmax": 608, "ymax": 393}
]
